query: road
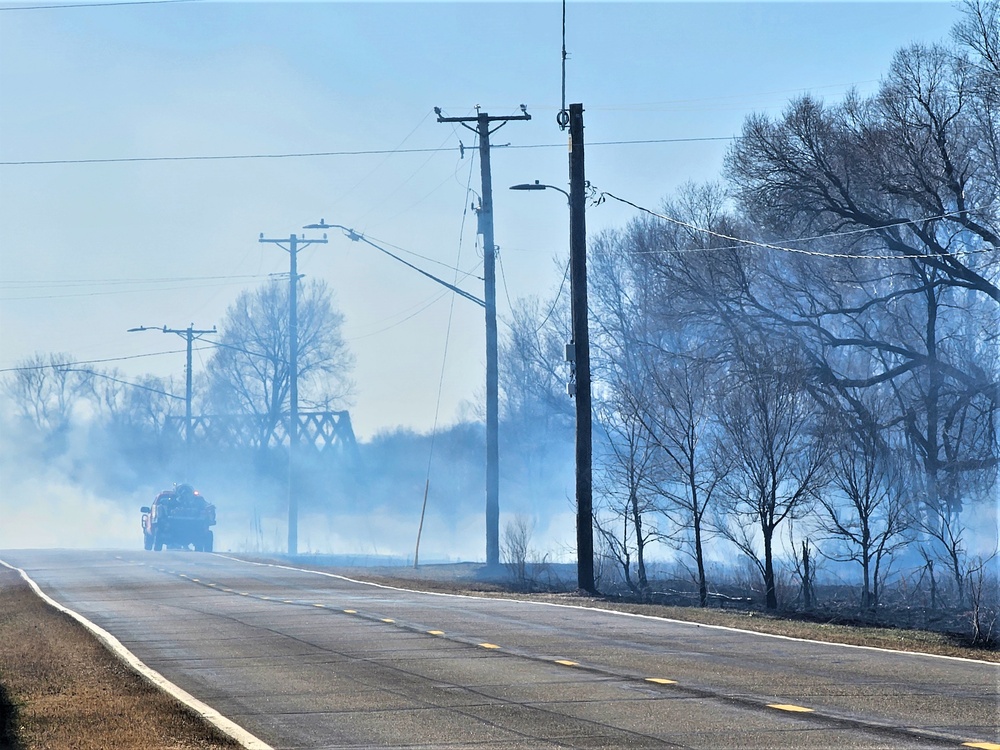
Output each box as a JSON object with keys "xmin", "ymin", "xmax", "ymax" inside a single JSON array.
[{"xmin": 2, "ymin": 549, "xmax": 997, "ymax": 750}]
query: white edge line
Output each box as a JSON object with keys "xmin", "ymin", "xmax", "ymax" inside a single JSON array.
[
  {"xmin": 215, "ymin": 553, "xmax": 996, "ymax": 666},
  {"xmin": 0, "ymin": 559, "xmax": 273, "ymax": 750}
]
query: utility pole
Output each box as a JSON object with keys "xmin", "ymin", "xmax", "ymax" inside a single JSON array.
[
  {"xmin": 258, "ymin": 231, "xmax": 328, "ymax": 556},
  {"xmin": 127, "ymin": 323, "xmax": 215, "ymax": 474},
  {"xmin": 568, "ymin": 103, "xmax": 594, "ymax": 593},
  {"xmin": 435, "ymin": 106, "xmax": 530, "ymax": 568}
]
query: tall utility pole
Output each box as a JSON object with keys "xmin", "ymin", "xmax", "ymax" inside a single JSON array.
[
  {"xmin": 568, "ymin": 103, "xmax": 595, "ymax": 593},
  {"xmin": 127, "ymin": 323, "xmax": 216, "ymax": 472},
  {"xmin": 435, "ymin": 106, "xmax": 530, "ymax": 568},
  {"xmin": 258, "ymin": 231, "xmax": 329, "ymax": 556}
]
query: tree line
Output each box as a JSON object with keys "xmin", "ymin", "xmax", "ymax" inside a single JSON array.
[{"xmin": 503, "ymin": 1, "xmax": 998, "ymax": 626}]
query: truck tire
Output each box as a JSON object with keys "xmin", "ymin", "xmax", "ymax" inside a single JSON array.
[
  {"xmin": 143, "ymin": 532, "xmax": 153, "ymax": 551},
  {"xmin": 152, "ymin": 528, "xmax": 163, "ymax": 552},
  {"xmin": 203, "ymin": 530, "xmax": 214, "ymax": 553}
]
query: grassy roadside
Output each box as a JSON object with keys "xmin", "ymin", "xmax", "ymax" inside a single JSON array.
[
  {"xmin": 325, "ymin": 563, "xmax": 999, "ymax": 663},
  {"xmin": 0, "ymin": 566, "xmax": 243, "ymax": 750}
]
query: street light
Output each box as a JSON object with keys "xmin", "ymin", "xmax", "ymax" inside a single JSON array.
[
  {"xmin": 510, "ymin": 170, "xmax": 594, "ymax": 594},
  {"xmin": 303, "ymin": 219, "xmax": 362, "ymax": 242},
  {"xmin": 509, "ymin": 180, "xmax": 570, "ymax": 204}
]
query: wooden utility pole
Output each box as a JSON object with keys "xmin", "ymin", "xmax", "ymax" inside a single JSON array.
[
  {"xmin": 259, "ymin": 231, "xmax": 328, "ymax": 556},
  {"xmin": 127, "ymin": 323, "xmax": 215, "ymax": 475},
  {"xmin": 435, "ymin": 106, "xmax": 530, "ymax": 568},
  {"xmin": 568, "ymin": 103, "xmax": 594, "ymax": 593}
]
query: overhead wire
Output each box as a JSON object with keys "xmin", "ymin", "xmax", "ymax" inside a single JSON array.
[
  {"xmin": 326, "ymin": 109, "xmax": 435, "ymax": 213},
  {"xmin": 346, "ymin": 291, "xmax": 451, "ymax": 342},
  {"xmin": 357, "ymin": 231, "xmax": 483, "ymax": 280},
  {"xmin": 420, "ymin": 132, "xmax": 479, "ymax": 524},
  {"xmin": 534, "ymin": 259, "xmax": 570, "ymax": 334},
  {"xmin": 355, "ymin": 129, "xmax": 468, "ymax": 229},
  {"xmin": 65, "ymin": 368, "xmax": 184, "ymax": 400},
  {"xmin": 0, "ymin": 136, "xmax": 733, "ymax": 167},
  {"xmin": 0, "ymin": 276, "xmax": 272, "ymax": 301},
  {"xmin": 0, "ymin": 0, "xmax": 198, "ymax": 9},
  {"xmin": 595, "ymin": 190, "xmax": 998, "ymax": 260},
  {"xmin": 0, "ymin": 348, "xmax": 188, "ymax": 373}
]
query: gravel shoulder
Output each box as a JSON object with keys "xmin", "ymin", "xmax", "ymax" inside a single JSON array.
[{"xmin": 0, "ymin": 565, "xmax": 243, "ymax": 750}]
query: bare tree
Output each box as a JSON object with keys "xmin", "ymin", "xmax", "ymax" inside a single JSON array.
[
  {"xmin": 204, "ymin": 279, "xmax": 353, "ymax": 448},
  {"xmin": 502, "ymin": 514, "xmax": 540, "ymax": 590},
  {"xmin": 715, "ymin": 349, "xmax": 830, "ymax": 610},
  {"xmin": 819, "ymin": 408, "xmax": 913, "ymax": 609},
  {"xmin": 2, "ymin": 353, "xmax": 87, "ymax": 441},
  {"xmin": 953, "ymin": 0, "xmax": 1000, "ymax": 75},
  {"xmin": 965, "ymin": 551, "xmax": 999, "ymax": 645},
  {"xmin": 498, "ymin": 293, "xmax": 574, "ymax": 485},
  {"xmin": 594, "ymin": 393, "xmax": 660, "ymax": 598},
  {"xmin": 917, "ymin": 497, "xmax": 970, "ymax": 602},
  {"xmin": 723, "ymin": 25, "xmax": 999, "ymax": 570},
  {"xmin": 632, "ymin": 349, "xmax": 726, "ymax": 608}
]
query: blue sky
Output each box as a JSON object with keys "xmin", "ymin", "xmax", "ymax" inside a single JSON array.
[{"xmin": 0, "ymin": 1, "xmax": 959, "ymax": 439}]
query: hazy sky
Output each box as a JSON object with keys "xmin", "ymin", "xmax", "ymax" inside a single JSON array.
[{"xmin": 0, "ymin": 1, "xmax": 958, "ymax": 440}]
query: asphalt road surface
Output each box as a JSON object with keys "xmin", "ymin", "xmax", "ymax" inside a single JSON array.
[{"xmin": 2, "ymin": 550, "xmax": 997, "ymax": 750}]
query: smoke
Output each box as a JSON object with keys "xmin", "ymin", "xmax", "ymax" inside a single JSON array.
[
  {"xmin": 0, "ymin": 411, "xmax": 138, "ymax": 548},
  {"xmin": 0, "ymin": 399, "xmax": 581, "ymax": 564}
]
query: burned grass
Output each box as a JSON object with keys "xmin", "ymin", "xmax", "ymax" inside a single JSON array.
[
  {"xmin": 0, "ymin": 566, "xmax": 244, "ymax": 750},
  {"xmin": 327, "ymin": 562, "xmax": 999, "ymax": 663}
]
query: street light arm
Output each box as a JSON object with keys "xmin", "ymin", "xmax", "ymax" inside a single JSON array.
[
  {"xmin": 303, "ymin": 219, "xmax": 362, "ymax": 242},
  {"xmin": 306, "ymin": 219, "xmax": 485, "ymax": 308},
  {"xmin": 509, "ymin": 180, "xmax": 570, "ymax": 204},
  {"xmin": 356, "ymin": 234, "xmax": 486, "ymax": 308}
]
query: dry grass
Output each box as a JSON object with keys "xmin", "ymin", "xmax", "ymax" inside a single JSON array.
[{"xmin": 0, "ymin": 566, "xmax": 243, "ymax": 750}]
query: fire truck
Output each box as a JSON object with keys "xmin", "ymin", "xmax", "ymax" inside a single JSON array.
[{"xmin": 141, "ymin": 484, "xmax": 216, "ymax": 552}]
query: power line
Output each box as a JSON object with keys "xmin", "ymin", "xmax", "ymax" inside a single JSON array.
[
  {"xmin": 595, "ymin": 190, "xmax": 997, "ymax": 260},
  {"xmin": 0, "ymin": 274, "xmax": 271, "ymax": 301},
  {"xmin": 0, "ymin": 273, "xmax": 266, "ymax": 287},
  {"xmin": 0, "ymin": 348, "xmax": 188, "ymax": 373},
  {"xmin": 356, "ymin": 232, "xmax": 483, "ymax": 280},
  {"xmin": 0, "ymin": 136, "xmax": 733, "ymax": 167},
  {"xmin": 0, "ymin": 0, "xmax": 198, "ymax": 10},
  {"xmin": 64, "ymin": 368, "xmax": 184, "ymax": 400}
]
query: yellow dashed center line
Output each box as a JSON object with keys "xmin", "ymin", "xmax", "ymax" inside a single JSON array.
[
  {"xmin": 157, "ymin": 575, "xmax": 1000, "ymax": 749},
  {"xmin": 768, "ymin": 703, "xmax": 814, "ymax": 713}
]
